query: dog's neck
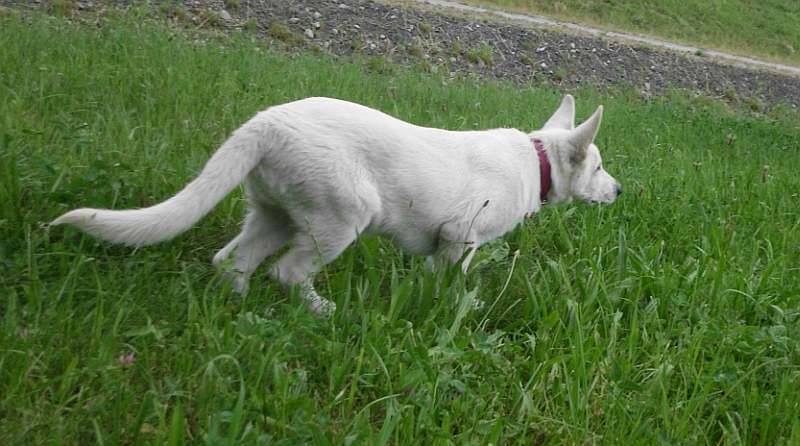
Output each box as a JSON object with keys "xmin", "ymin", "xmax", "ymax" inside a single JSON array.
[{"xmin": 532, "ymin": 138, "xmax": 552, "ymax": 204}]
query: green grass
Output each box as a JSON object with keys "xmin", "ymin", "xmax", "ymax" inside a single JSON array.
[
  {"xmin": 463, "ymin": 0, "xmax": 800, "ymax": 66},
  {"xmin": 2, "ymin": 10, "xmax": 800, "ymax": 445}
]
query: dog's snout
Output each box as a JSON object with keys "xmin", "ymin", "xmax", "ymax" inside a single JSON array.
[{"xmin": 615, "ymin": 184, "xmax": 623, "ymax": 196}]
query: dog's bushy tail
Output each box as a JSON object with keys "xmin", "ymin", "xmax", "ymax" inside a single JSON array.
[{"xmin": 51, "ymin": 117, "xmax": 268, "ymax": 247}]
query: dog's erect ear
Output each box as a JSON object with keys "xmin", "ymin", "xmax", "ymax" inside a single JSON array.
[
  {"xmin": 568, "ymin": 105, "xmax": 603, "ymax": 159},
  {"xmin": 542, "ymin": 94, "xmax": 575, "ymax": 130}
]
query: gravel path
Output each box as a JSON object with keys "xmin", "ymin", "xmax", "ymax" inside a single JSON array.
[
  {"xmin": 6, "ymin": 0, "xmax": 800, "ymax": 110},
  {"xmin": 419, "ymin": 0, "xmax": 800, "ymax": 78}
]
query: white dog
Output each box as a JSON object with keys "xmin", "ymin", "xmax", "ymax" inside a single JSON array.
[{"xmin": 52, "ymin": 95, "xmax": 621, "ymax": 316}]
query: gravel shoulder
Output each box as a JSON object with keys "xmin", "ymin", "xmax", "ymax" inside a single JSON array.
[
  {"xmin": 6, "ymin": 0, "xmax": 800, "ymax": 110},
  {"xmin": 416, "ymin": 0, "xmax": 800, "ymax": 78}
]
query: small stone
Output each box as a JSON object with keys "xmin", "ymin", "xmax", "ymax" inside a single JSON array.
[
  {"xmin": 219, "ymin": 9, "xmax": 232, "ymax": 22},
  {"xmin": 288, "ymin": 17, "xmax": 300, "ymax": 24},
  {"xmin": 313, "ymin": 11, "xmax": 322, "ymax": 19},
  {"xmin": 339, "ymin": 3, "xmax": 349, "ymax": 9},
  {"xmin": 540, "ymin": 62, "xmax": 548, "ymax": 69},
  {"xmin": 353, "ymin": 24, "xmax": 360, "ymax": 29},
  {"xmin": 536, "ymin": 46, "xmax": 547, "ymax": 52},
  {"xmin": 313, "ymin": 21, "xmax": 321, "ymax": 29},
  {"xmin": 304, "ymin": 28, "xmax": 314, "ymax": 38},
  {"xmin": 379, "ymin": 34, "xmax": 386, "ymax": 39},
  {"xmin": 332, "ymin": 28, "xmax": 339, "ymax": 35}
]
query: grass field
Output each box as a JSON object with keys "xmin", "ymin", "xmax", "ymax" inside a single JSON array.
[
  {"xmin": 463, "ymin": 0, "xmax": 800, "ymax": 66},
  {"xmin": 2, "ymin": 9, "xmax": 800, "ymax": 445}
]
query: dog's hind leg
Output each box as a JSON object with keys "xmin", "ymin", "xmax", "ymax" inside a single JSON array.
[
  {"xmin": 268, "ymin": 214, "xmax": 370, "ymax": 317},
  {"xmin": 213, "ymin": 206, "xmax": 294, "ymax": 293}
]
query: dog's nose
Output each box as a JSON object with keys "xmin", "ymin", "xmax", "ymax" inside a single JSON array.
[{"xmin": 615, "ymin": 184, "xmax": 623, "ymax": 196}]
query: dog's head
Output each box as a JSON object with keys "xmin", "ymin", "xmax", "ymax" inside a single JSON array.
[{"xmin": 533, "ymin": 95, "xmax": 622, "ymax": 204}]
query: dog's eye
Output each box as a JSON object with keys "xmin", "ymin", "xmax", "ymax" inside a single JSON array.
[{"xmin": 595, "ymin": 165, "xmax": 602, "ymax": 172}]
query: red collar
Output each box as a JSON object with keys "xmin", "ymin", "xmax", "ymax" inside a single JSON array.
[{"xmin": 532, "ymin": 138, "xmax": 551, "ymax": 203}]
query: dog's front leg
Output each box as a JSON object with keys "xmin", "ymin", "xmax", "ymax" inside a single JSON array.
[
  {"xmin": 425, "ymin": 256, "xmax": 436, "ymax": 272},
  {"xmin": 435, "ymin": 222, "xmax": 479, "ymax": 273}
]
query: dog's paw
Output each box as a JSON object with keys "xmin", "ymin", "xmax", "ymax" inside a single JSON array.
[
  {"xmin": 308, "ymin": 297, "xmax": 336, "ymax": 319},
  {"xmin": 232, "ymin": 274, "xmax": 249, "ymax": 295},
  {"xmin": 301, "ymin": 288, "xmax": 336, "ymax": 318},
  {"xmin": 297, "ymin": 281, "xmax": 336, "ymax": 318},
  {"xmin": 218, "ymin": 269, "xmax": 249, "ymax": 294}
]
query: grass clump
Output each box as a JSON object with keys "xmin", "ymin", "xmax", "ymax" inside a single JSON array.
[
  {"xmin": 722, "ymin": 82, "xmax": 739, "ymax": 103},
  {"xmin": 364, "ymin": 56, "xmax": 395, "ymax": 75},
  {"xmin": 199, "ymin": 9, "xmax": 222, "ymax": 28},
  {"xmin": 349, "ymin": 34, "xmax": 366, "ymax": 51},
  {"xmin": 267, "ymin": 20, "xmax": 303, "ymax": 46},
  {"xmin": 450, "ymin": 39, "xmax": 463, "ymax": 57},
  {"xmin": 0, "ymin": 5, "xmax": 17, "ymax": 18},
  {"xmin": 407, "ymin": 41, "xmax": 424, "ymax": 58},
  {"xmin": 159, "ymin": 2, "xmax": 189, "ymax": 22},
  {"xmin": 243, "ymin": 17, "xmax": 258, "ymax": 32},
  {"xmin": 419, "ymin": 20, "xmax": 433, "ymax": 34},
  {"xmin": 467, "ymin": 42, "xmax": 494, "ymax": 66},
  {"xmin": 553, "ymin": 66, "xmax": 567, "ymax": 82},
  {"xmin": 746, "ymin": 96, "xmax": 765, "ymax": 113},
  {"xmin": 50, "ymin": 0, "xmax": 76, "ymax": 16},
  {"xmin": 518, "ymin": 53, "xmax": 534, "ymax": 66}
]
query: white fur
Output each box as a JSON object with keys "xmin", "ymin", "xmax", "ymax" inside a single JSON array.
[{"xmin": 51, "ymin": 95, "xmax": 620, "ymax": 317}]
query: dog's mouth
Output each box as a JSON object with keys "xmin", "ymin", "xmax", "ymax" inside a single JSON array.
[
  {"xmin": 577, "ymin": 191, "xmax": 619, "ymax": 205},
  {"xmin": 588, "ymin": 196, "xmax": 616, "ymax": 205}
]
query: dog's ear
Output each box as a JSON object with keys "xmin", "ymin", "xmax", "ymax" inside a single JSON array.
[
  {"xmin": 567, "ymin": 105, "xmax": 603, "ymax": 161},
  {"xmin": 542, "ymin": 94, "xmax": 575, "ymax": 130}
]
